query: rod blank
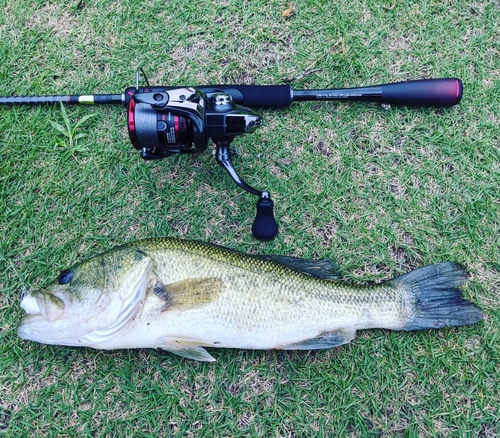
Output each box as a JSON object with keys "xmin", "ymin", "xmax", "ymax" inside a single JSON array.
[{"xmin": 0, "ymin": 78, "xmax": 462, "ymax": 108}]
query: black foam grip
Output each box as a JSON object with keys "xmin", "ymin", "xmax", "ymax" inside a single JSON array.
[
  {"xmin": 200, "ymin": 85, "xmax": 293, "ymax": 108},
  {"xmin": 380, "ymin": 79, "xmax": 463, "ymax": 107},
  {"xmin": 137, "ymin": 85, "xmax": 292, "ymax": 108}
]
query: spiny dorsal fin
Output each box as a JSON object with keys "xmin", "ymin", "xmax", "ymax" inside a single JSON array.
[
  {"xmin": 263, "ymin": 255, "xmax": 340, "ymax": 280},
  {"xmin": 154, "ymin": 277, "xmax": 223, "ymax": 311}
]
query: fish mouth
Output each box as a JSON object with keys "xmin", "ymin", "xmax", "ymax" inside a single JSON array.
[
  {"xmin": 17, "ymin": 313, "xmax": 86, "ymax": 345},
  {"xmin": 18, "ymin": 291, "xmax": 71, "ymax": 344},
  {"xmin": 18, "ymin": 291, "xmax": 46, "ymax": 341},
  {"xmin": 20, "ymin": 292, "xmax": 42, "ymax": 316},
  {"xmin": 18, "ymin": 314, "xmax": 45, "ymax": 335}
]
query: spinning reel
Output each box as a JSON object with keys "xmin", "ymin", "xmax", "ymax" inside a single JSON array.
[{"xmin": 127, "ymin": 78, "xmax": 276, "ymax": 240}]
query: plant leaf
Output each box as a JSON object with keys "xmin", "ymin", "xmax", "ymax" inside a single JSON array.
[{"xmin": 49, "ymin": 121, "xmax": 71, "ymax": 138}]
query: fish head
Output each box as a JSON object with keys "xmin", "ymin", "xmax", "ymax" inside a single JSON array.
[{"xmin": 18, "ymin": 246, "xmax": 154, "ymax": 347}]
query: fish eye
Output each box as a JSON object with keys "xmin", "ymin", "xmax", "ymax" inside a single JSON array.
[{"xmin": 58, "ymin": 269, "xmax": 74, "ymax": 285}]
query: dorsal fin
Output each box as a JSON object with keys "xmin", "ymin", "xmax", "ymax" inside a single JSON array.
[{"xmin": 262, "ymin": 255, "xmax": 340, "ymax": 280}]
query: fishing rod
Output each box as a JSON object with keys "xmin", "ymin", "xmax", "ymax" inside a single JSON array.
[{"xmin": 0, "ymin": 72, "xmax": 463, "ymax": 240}]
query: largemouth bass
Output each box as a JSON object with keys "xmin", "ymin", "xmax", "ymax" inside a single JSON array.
[{"xmin": 18, "ymin": 238, "xmax": 483, "ymax": 361}]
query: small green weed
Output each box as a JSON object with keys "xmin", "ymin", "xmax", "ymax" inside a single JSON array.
[{"xmin": 49, "ymin": 102, "xmax": 97, "ymax": 157}]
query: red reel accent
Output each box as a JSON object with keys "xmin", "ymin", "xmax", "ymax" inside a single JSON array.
[
  {"xmin": 128, "ymin": 94, "xmax": 195, "ymax": 153},
  {"xmin": 127, "ymin": 98, "xmax": 140, "ymax": 150}
]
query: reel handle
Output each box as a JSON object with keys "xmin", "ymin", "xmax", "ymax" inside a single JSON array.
[
  {"xmin": 252, "ymin": 196, "xmax": 278, "ymax": 241},
  {"xmin": 215, "ymin": 142, "xmax": 278, "ymax": 240}
]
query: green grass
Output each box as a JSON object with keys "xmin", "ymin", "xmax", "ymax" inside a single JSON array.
[{"xmin": 0, "ymin": 0, "xmax": 498, "ymax": 436}]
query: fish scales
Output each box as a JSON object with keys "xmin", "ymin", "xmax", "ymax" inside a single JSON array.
[
  {"xmin": 18, "ymin": 237, "xmax": 483, "ymax": 361},
  {"xmin": 139, "ymin": 239, "xmax": 406, "ymax": 328}
]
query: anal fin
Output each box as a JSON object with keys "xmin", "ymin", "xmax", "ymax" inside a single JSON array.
[
  {"xmin": 161, "ymin": 345, "xmax": 216, "ymax": 362},
  {"xmin": 282, "ymin": 329, "xmax": 356, "ymax": 350},
  {"xmin": 159, "ymin": 336, "xmax": 216, "ymax": 362}
]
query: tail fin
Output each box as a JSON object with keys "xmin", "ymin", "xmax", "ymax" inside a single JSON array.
[{"xmin": 390, "ymin": 262, "xmax": 483, "ymax": 330}]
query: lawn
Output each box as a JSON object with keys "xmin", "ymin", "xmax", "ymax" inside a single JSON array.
[{"xmin": 0, "ymin": 0, "xmax": 498, "ymax": 436}]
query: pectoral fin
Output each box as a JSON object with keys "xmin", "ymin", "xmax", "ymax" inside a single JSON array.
[
  {"xmin": 282, "ymin": 329, "xmax": 356, "ymax": 350},
  {"xmin": 153, "ymin": 277, "xmax": 223, "ymax": 311}
]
